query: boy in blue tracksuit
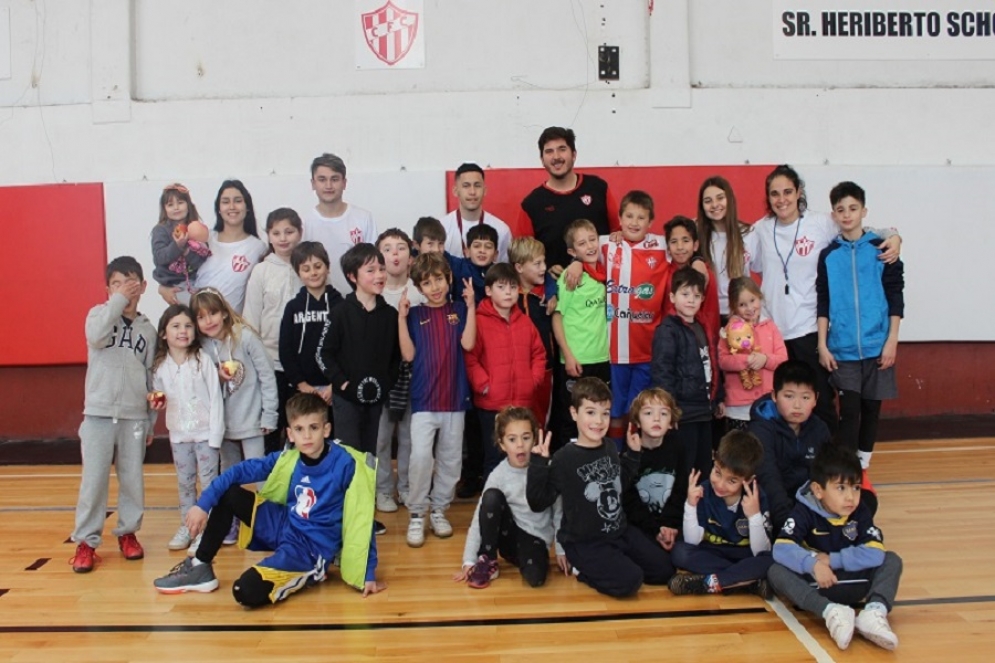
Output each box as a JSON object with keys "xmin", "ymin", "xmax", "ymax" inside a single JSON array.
[
  {"xmin": 768, "ymin": 443, "xmax": 902, "ymax": 652},
  {"xmin": 153, "ymin": 393, "xmax": 384, "ymax": 605},
  {"xmin": 816, "ymin": 181, "xmax": 904, "ymax": 474}
]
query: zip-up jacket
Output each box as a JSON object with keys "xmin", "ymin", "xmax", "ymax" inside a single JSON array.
[
  {"xmin": 243, "ymin": 253, "xmax": 303, "ymax": 371},
  {"xmin": 816, "ymin": 231, "xmax": 904, "ymax": 361},
  {"xmin": 650, "ymin": 314, "xmax": 723, "ymax": 423},
  {"xmin": 464, "ymin": 298, "xmax": 546, "ymax": 411}
]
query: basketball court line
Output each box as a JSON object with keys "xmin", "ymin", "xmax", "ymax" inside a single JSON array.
[
  {"xmin": 0, "ymin": 605, "xmax": 767, "ymax": 633},
  {"xmin": 767, "ymin": 596, "xmax": 837, "ymax": 663}
]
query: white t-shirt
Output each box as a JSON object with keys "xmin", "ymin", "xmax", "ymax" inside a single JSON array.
[
  {"xmin": 709, "ymin": 227, "xmax": 761, "ymax": 316},
  {"xmin": 441, "ymin": 210, "xmax": 512, "ymax": 262},
  {"xmin": 303, "ymin": 204, "xmax": 378, "ymax": 298},
  {"xmin": 382, "ymin": 279, "xmax": 426, "ymax": 310},
  {"xmin": 194, "ymin": 232, "xmax": 267, "ymax": 314},
  {"xmin": 752, "ymin": 211, "xmax": 838, "ymax": 341}
]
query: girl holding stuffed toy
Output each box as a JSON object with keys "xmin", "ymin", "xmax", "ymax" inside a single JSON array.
[
  {"xmin": 718, "ymin": 277, "xmax": 788, "ymax": 430},
  {"xmin": 150, "ymin": 183, "xmax": 212, "ymax": 304}
]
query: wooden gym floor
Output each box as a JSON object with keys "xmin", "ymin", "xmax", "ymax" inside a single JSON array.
[{"xmin": 0, "ymin": 437, "xmax": 992, "ymax": 662}]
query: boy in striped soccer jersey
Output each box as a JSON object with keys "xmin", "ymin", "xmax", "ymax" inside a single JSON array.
[
  {"xmin": 768, "ymin": 443, "xmax": 902, "ymax": 652},
  {"xmin": 397, "ymin": 252, "xmax": 477, "ymax": 548}
]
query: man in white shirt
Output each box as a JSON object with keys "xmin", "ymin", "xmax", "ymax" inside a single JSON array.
[
  {"xmin": 442, "ymin": 163, "xmax": 512, "ymax": 262},
  {"xmin": 302, "ymin": 153, "xmax": 378, "ymax": 297}
]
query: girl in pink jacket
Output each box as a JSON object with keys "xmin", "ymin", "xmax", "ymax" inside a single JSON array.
[{"xmin": 718, "ymin": 277, "xmax": 788, "ymax": 430}]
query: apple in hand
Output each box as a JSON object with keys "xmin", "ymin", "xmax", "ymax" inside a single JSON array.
[
  {"xmin": 222, "ymin": 360, "xmax": 242, "ymax": 377},
  {"xmin": 148, "ymin": 391, "xmax": 166, "ymax": 408},
  {"xmin": 172, "ymin": 224, "xmax": 188, "ymax": 241}
]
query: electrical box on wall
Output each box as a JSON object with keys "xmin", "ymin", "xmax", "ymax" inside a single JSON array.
[{"xmin": 598, "ymin": 44, "xmax": 619, "ymax": 80}]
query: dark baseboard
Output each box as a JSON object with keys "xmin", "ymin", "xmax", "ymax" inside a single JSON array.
[{"xmin": 1, "ymin": 415, "xmax": 993, "ymax": 465}]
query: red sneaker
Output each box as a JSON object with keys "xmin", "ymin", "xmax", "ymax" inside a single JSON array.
[
  {"xmin": 69, "ymin": 542, "xmax": 99, "ymax": 573},
  {"xmin": 118, "ymin": 533, "xmax": 145, "ymax": 560},
  {"xmin": 861, "ymin": 469, "xmax": 877, "ymax": 496}
]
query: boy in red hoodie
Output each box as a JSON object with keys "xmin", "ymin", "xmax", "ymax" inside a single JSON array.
[{"xmin": 465, "ymin": 263, "xmax": 547, "ymax": 479}]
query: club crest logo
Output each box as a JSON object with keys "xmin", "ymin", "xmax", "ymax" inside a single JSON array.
[
  {"xmin": 580, "ymin": 194, "xmax": 592, "ymax": 206},
  {"xmin": 231, "ymin": 254, "xmax": 250, "ymax": 273},
  {"xmin": 361, "ymin": 1, "xmax": 420, "ymax": 66},
  {"xmin": 795, "ymin": 236, "xmax": 815, "ymax": 257},
  {"xmin": 350, "ymin": 226, "xmax": 364, "ymax": 245},
  {"xmin": 843, "ymin": 520, "xmax": 858, "ymax": 541}
]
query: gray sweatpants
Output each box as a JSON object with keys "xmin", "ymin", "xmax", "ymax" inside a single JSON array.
[
  {"xmin": 768, "ymin": 551, "xmax": 903, "ymax": 616},
  {"xmin": 71, "ymin": 416, "xmax": 149, "ymax": 549}
]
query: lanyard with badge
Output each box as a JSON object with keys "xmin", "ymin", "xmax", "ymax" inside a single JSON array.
[
  {"xmin": 456, "ymin": 209, "xmax": 486, "ymax": 252},
  {"xmin": 772, "ymin": 215, "xmax": 802, "ymax": 295}
]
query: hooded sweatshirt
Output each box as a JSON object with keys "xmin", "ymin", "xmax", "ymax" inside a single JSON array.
[
  {"xmin": 83, "ymin": 293, "xmax": 157, "ymax": 426},
  {"xmin": 749, "ymin": 394, "xmax": 831, "ymax": 530},
  {"xmin": 279, "ymin": 285, "xmax": 343, "ymax": 389},
  {"xmin": 317, "ymin": 293, "xmax": 401, "ymax": 406},
  {"xmin": 202, "ymin": 325, "xmax": 279, "ymax": 440},
  {"xmin": 772, "ymin": 482, "xmax": 886, "ymax": 575},
  {"xmin": 242, "ymin": 253, "xmax": 303, "ymax": 371}
]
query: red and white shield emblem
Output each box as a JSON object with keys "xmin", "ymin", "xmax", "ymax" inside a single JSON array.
[
  {"xmin": 231, "ymin": 254, "xmax": 250, "ymax": 273},
  {"xmin": 580, "ymin": 194, "xmax": 592, "ymax": 206},
  {"xmin": 795, "ymin": 236, "xmax": 815, "ymax": 257},
  {"xmin": 361, "ymin": 1, "xmax": 420, "ymax": 66},
  {"xmin": 350, "ymin": 226, "xmax": 363, "ymax": 245}
]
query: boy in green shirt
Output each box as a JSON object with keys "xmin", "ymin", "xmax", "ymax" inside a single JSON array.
[{"xmin": 552, "ymin": 218, "xmax": 611, "ymax": 448}]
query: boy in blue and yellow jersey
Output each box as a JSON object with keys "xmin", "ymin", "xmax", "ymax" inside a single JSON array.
[
  {"xmin": 769, "ymin": 444, "xmax": 902, "ymax": 652},
  {"xmin": 668, "ymin": 430, "xmax": 773, "ymax": 598},
  {"xmin": 153, "ymin": 393, "xmax": 384, "ymax": 605}
]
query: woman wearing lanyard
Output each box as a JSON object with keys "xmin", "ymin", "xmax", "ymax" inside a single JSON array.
[{"xmin": 752, "ymin": 165, "xmax": 901, "ymax": 433}]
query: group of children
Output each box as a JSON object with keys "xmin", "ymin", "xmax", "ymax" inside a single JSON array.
[{"xmin": 68, "ymin": 158, "xmax": 905, "ymax": 650}]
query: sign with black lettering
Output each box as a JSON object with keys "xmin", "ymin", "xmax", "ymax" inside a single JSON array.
[{"xmin": 774, "ymin": 1, "xmax": 995, "ymax": 59}]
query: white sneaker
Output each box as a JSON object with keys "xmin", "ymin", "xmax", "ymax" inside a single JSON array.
[
  {"xmin": 397, "ymin": 490, "xmax": 409, "ymax": 506},
  {"xmin": 855, "ymin": 607, "xmax": 899, "ymax": 650},
  {"xmin": 406, "ymin": 516, "xmax": 425, "ymax": 548},
  {"xmin": 186, "ymin": 532, "xmax": 202, "ymax": 557},
  {"xmin": 168, "ymin": 526, "xmax": 191, "ymax": 551},
  {"xmin": 376, "ymin": 493, "xmax": 398, "ymax": 513},
  {"xmin": 429, "ymin": 510, "xmax": 453, "ymax": 538},
  {"xmin": 824, "ymin": 603, "xmax": 855, "ymax": 650}
]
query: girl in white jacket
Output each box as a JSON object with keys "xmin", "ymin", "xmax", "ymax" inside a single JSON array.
[
  {"xmin": 150, "ymin": 304, "xmax": 224, "ymax": 554},
  {"xmin": 242, "ymin": 208, "xmax": 303, "ymax": 453}
]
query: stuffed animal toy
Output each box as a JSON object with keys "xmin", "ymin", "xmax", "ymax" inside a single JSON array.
[{"xmin": 724, "ymin": 317, "xmax": 763, "ymax": 390}]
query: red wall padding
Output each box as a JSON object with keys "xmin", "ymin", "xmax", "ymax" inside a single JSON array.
[
  {"xmin": 444, "ymin": 165, "xmax": 774, "ymax": 234},
  {"xmin": 0, "ymin": 183, "xmax": 107, "ymax": 366}
]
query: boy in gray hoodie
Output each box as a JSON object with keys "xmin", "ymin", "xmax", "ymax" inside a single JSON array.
[{"xmin": 70, "ymin": 256, "xmax": 158, "ymax": 573}]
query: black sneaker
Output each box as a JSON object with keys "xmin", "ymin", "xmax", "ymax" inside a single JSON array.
[
  {"xmin": 668, "ymin": 573, "xmax": 709, "ymax": 596},
  {"xmin": 374, "ymin": 520, "xmax": 387, "ymax": 536},
  {"xmin": 456, "ymin": 477, "xmax": 482, "ymax": 499},
  {"xmin": 751, "ymin": 578, "xmax": 774, "ymax": 600}
]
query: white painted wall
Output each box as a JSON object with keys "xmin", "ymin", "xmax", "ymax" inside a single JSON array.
[{"xmin": 0, "ymin": 0, "xmax": 992, "ymax": 341}]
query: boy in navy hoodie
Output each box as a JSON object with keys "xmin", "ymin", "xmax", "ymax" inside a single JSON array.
[
  {"xmin": 318, "ymin": 243, "xmax": 401, "ymax": 533},
  {"xmin": 650, "ymin": 267, "xmax": 724, "ymax": 478},
  {"xmin": 279, "ymin": 241, "xmax": 343, "ymax": 409},
  {"xmin": 769, "ymin": 444, "xmax": 902, "ymax": 651}
]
